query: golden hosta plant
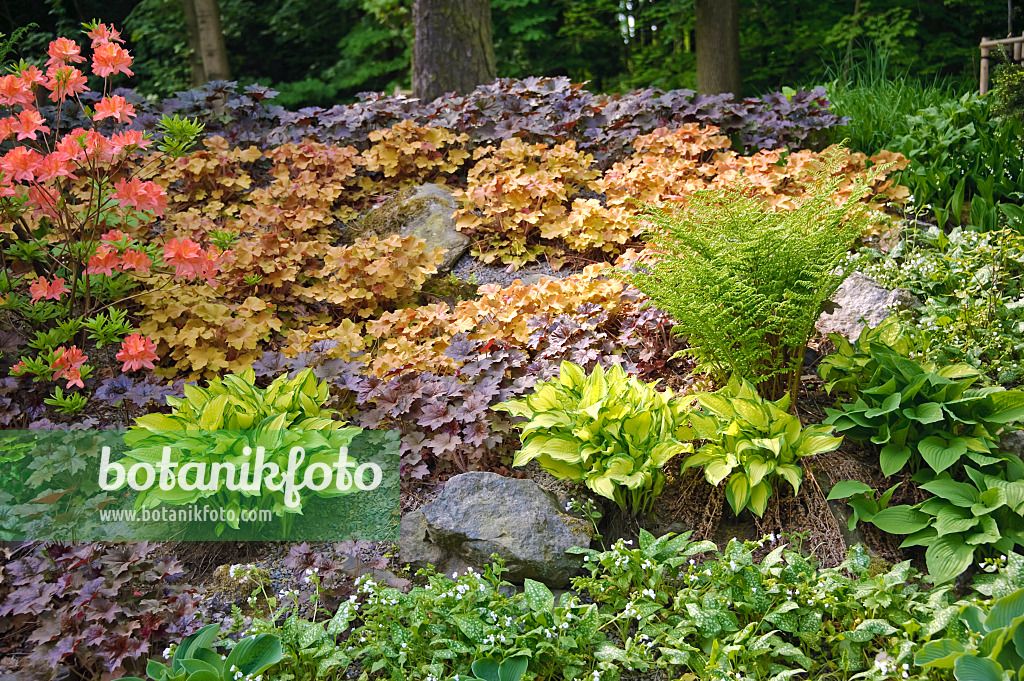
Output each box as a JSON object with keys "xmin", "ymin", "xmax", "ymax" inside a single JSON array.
[
  {"xmin": 683, "ymin": 376, "xmax": 843, "ymax": 517},
  {"xmin": 496, "ymin": 361, "xmax": 692, "ymax": 515},
  {"xmin": 121, "ymin": 369, "xmax": 361, "ymax": 535}
]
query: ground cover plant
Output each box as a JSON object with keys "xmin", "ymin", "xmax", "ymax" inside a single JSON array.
[{"xmin": 3, "ymin": 17, "xmax": 1024, "ymax": 681}]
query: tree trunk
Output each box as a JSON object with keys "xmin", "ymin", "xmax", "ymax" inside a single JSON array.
[
  {"xmin": 180, "ymin": 0, "xmax": 206, "ymax": 86},
  {"xmin": 695, "ymin": 0, "xmax": 741, "ymax": 96},
  {"xmin": 412, "ymin": 0, "xmax": 496, "ymax": 103},
  {"xmin": 185, "ymin": 0, "xmax": 231, "ymax": 83}
]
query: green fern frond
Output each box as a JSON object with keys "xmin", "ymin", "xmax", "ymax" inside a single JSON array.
[{"xmin": 627, "ymin": 145, "xmax": 887, "ymax": 402}]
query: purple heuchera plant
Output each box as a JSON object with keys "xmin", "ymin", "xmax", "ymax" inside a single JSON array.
[
  {"xmin": 0, "ymin": 542, "xmax": 201, "ymax": 680},
  {"xmin": 63, "ymin": 78, "xmax": 846, "ymax": 160}
]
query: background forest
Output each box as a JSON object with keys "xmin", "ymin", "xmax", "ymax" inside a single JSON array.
[{"xmin": 3, "ymin": 0, "xmax": 1018, "ymax": 108}]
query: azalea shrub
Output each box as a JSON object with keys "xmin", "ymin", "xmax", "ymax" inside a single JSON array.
[{"xmin": 0, "ymin": 22, "xmax": 209, "ymax": 420}]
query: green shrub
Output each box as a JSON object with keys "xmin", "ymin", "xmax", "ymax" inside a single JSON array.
[
  {"xmin": 683, "ymin": 376, "xmax": 842, "ymax": 517},
  {"xmin": 121, "ymin": 368, "xmax": 362, "ymax": 535},
  {"xmin": 993, "ymin": 61, "xmax": 1024, "ymax": 122},
  {"xmin": 626, "ymin": 147, "xmax": 879, "ymax": 402},
  {"xmin": 495, "ymin": 361, "xmax": 691, "ymax": 515}
]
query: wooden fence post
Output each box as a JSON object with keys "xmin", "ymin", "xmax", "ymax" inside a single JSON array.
[{"xmin": 981, "ymin": 38, "xmax": 990, "ymax": 94}]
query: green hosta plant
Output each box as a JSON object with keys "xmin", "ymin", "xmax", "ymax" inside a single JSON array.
[
  {"xmin": 916, "ymin": 587, "xmax": 1024, "ymax": 681},
  {"xmin": 455, "ymin": 656, "xmax": 529, "ymax": 681},
  {"xmin": 119, "ymin": 368, "xmax": 362, "ymax": 535},
  {"xmin": 821, "ymin": 318, "xmax": 1024, "ymax": 478},
  {"xmin": 831, "ymin": 464, "xmax": 1024, "ymax": 585},
  {"xmin": 683, "ymin": 376, "xmax": 842, "ymax": 517},
  {"xmin": 825, "ymin": 480, "xmax": 900, "ymax": 531},
  {"xmin": 495, "ymin": 361, "xmax": 692, "ymax": 515},
  {"xmin": 122, "ymin": 623, "xmax": 283, "ymax": 681}
]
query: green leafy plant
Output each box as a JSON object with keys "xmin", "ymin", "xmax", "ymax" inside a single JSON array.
[
  {"xmin": 329, "ymin": 560, "xmax": 615, "ymax": 681},
  {"xmin": 454, "ymin": 655, "xmax": 529, "ymax": 681},
  {"xmin": 573, "ymin": 533, "xmax": 952, "ymax": 680},
  {"xmin": 121, "ymin": 623, "xmax": 283, "ymax": 681},
  {"xmin": 833, "ymin": 464, "xmax": 1024, "ymax": 586},
  {"xmin": 822, "ymin": 318, "xmax": 1024, "ymax": 584},
  {"xmin": 119, "ymin": 368, "xmax": 362, "ymax": 535},
  {"xmin": 821, "ymin": 318, "xmax": 1024, "ymax": 478},
  {"xmin": 43, "ymin": 385, "xmax": 89, "ymax": 415},
  {"xmin": 916, "ymin": 586, "xmax": 1024, "ymax": 681},
  {"xmin": 495, "ymin": 361, "xmax": 692, "ymax": 515},
  {"xmin": 855, "ymin": 225, "xmax": 1024, "ymax": 384},
  {"xmin": 891, "ymin": 93, "xmax": 1023, "ymax": 231},
  {"xmin": 627, "ymin": 146, "xmax": 883, "ymax": 401},
  {"xmin": 683, "ymin": 376, "xmax": 843, "ymax": 517},
  {"xmin": 826, "ymin": 480, "xmax": 900, "ymax": 530}
]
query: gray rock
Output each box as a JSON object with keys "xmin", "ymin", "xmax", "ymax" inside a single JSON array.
[
  {"xmin": 519, "ymin": 273, "xmax": 556, "ymax": 287},
  {"xmin": 352, "ymin": 183, "xmax": 470, "ymax": 274},
  {"xmin": 816, "ymin": 272, "xmax": 919, "ymax": 340},
  {"xmin": 399, "ymin": 510, "xmax": 473, "ymax": 578},
  {"xmin": 999, "ymin": 430, "xmax": 1024, "ymax": 462},
  {"xmin": 410, "ymin": 472, "xmax": 593, "ymax": 587}
]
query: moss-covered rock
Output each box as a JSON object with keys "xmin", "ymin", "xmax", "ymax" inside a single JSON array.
[{"xmin": 350, "ymin": 183, "xmax": 470, "ymax": 273}]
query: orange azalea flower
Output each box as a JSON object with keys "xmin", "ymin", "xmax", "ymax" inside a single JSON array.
[
  {"xmin": 10, "ymin": 109, "xmax": 50, "ymax": 141},
  {"xmin": 91, "ymin": 42, "xmax": 133, "ymax": 79},
  {"xmin": 27, "ymin": 185, "xmax": 61, "ymax": 219},
  {"xmin": 45, "ymin": 65, "xmax": 89, "ymax": 103},
  {"xmin": 87, "ymin": 245, "xmax": 120, "ymax": 276},
  {"xmin": 55, "ymin": 129, "xmax": 89, "ymax": 162},
  {"xmin": 46, "ymin": 38, "xmax": 85, "ymax": 68},
  {"xmin": 0, "ymin": 116, "xmax": 11, "ymax": 142},
  {"xmin": 113, "ymin": 177, "xmax": 166, "ymax": 216},
  {"xmin": 87, "ymin": 23, "xmax": 125, "ymax": 47},
  {"xmin": 119, "ymin": 249, "xmax": 151, "ymax": 274},
  {"xmin": 51, "ymin": 346, "xmax": 87, "ymax": 389},
  {"xmin": 29, "ymin": 276, "xmax": 70, "ymax": 303},
  {"xmin": 109, "ymin": 129, "xmax": 151, "ymax": 154},
  {"xmin": 83, "ymin": 129, "xmax": 115, "ymax": 162},
  {"xmin": 163, "ymin": 237, "xmax": 205, "ymax": 278},
  {"xmin": 116, "ymin": 334, "xmax": 158, "ymax": 372},
  {"xmin": 93, "ymin": 95, "xmax": 135, "ymax": 123},
  {"xmin": 34, "ymin": 152, "xmax": 74, "ymax": 182},
  {"xmin": 0, "ymin": 74, "xmax": 34, "ymax": 107},
  {"xmin": 101, "ymin": 229, "xmax": 132, "ymax": 243},
  {"xmin": 19, "ymin": 65, "xmax": 47, "ymax": 87},
  {"xmin": 0, "ymin": 147, "xmax": 42, "ymax": 183}
]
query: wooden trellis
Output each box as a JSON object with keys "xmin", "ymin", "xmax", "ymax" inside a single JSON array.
[{"xmin": 980, "ymin": 34, "xmax": 1024, "ymax": 94}]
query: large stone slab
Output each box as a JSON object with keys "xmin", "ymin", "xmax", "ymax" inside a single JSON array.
[
  {"xmin": 816, "ymin": 272, "xmax": 919, "ymax": 340},
  {"xmin": 351, "ymin": 183, "xmax": 470, "ymax": 274},
  {"xmin": 401, "ymin": 472, "xmax": 593, "ymax": 587}
]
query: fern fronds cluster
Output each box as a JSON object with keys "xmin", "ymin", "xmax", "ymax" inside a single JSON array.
[{"xmin": 628, "ymin": 146, "xmax": 884, "ymax": 402}]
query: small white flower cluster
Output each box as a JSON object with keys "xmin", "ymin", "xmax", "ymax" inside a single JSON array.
[
  {"xmin": 228, "ymin": 563, "xmax": 257, "ymax": 584},
  {"xmin": 874, "ymin": 656, "xmax": 911, "ymax": 679},
  {"xmin": 277, "ymin": 588, "xmax": 299, "ymax": 601},
  {"xmin": 229, "ymin": 663, "xmax": 263, "ymax": 681},
  {"xmin": 634, "ymin": 632, "xmax": 656, "ymax": 651},
  {"xmin": 302, "ymin": 566, "xmax": 319, "ymax": 584},
  {"xmin": 622, "ymin": 601, "xmax": 642, "ymax": 621}
]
